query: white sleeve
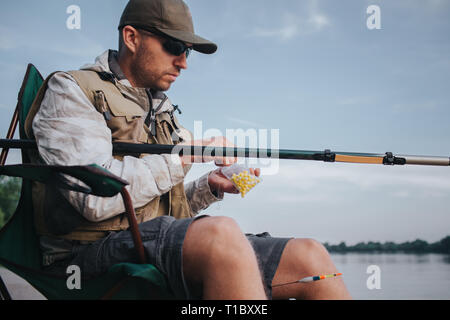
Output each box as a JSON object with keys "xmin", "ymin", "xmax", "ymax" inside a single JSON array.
[
  {"xmin": 184, "ymin": 172, "xmax": 224, "ymax": 215},
  {"xmin": 32, "ymin": 72, "xmax": 185, "ymax": 222}
]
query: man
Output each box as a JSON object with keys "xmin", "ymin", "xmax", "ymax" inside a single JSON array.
[{"xmin": 26, "ymin": 0, "xmax": 351, "ymax": 299}]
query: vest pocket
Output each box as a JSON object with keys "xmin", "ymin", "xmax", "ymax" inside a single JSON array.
[
  {"xmin": 107, "ymin": 106, "xmax": 145, "ymax": 144},
  {"xmin": 94, "ymin": 89, "xmax": 146, "ymax": 144},
  {"xmin": 108, "ymin": 115, "xmax": 145, "ymax": 143}
]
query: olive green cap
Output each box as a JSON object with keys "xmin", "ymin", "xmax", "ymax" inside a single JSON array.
[{"xmin": 118, "ymin": 0, "xmax": 217, "ymax": 54}]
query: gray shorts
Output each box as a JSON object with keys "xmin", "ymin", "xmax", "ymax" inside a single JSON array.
[{"xmin": 66, "ymin": 215, "xmax": 291, "ymax": 299}]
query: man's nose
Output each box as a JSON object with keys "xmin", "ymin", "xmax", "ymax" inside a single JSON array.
[{"xmin": 174, "ymin": 52, "xmax": 188, "ymax": 70}]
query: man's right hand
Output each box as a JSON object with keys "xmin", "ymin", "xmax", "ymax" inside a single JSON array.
[{"xmin": 178, "ymin": 136, "xmax": 237, "ymax": 167}]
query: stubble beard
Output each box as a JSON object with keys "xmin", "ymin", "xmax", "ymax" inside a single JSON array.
[{"xmin": 131, "ymin": 44, "xmax": 171, "ymax": 91}]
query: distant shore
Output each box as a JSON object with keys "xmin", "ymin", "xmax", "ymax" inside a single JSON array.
[{"xmin": 323, "ymin": 235, "xmax": 450, "ymax": 254}]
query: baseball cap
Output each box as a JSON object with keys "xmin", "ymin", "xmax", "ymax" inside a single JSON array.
[{"xmin": 118, "ymin": 0, "xmax": 217, "ymax": 54}]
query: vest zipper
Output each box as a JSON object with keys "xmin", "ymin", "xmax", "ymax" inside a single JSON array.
[{"xmin": 145, "ymin": 92, "xmax": 168, "ymax": 137}]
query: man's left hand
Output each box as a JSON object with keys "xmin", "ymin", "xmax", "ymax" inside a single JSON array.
[{"xmin": 208, "ymin": 167, "xmax": 261, "ymax": 195}]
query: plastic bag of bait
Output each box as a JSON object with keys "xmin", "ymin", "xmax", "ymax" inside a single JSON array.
[{"xmin": 220, "ymin": 163, "xmax": 261, "ymax": 197}]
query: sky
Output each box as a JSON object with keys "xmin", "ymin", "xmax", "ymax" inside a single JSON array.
[{"xmin": 0, "ymin": 0, "xmax": 449, "ymax": 245}]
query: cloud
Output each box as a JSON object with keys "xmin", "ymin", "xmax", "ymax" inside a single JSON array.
[
  {"xmin": 249, "ymin": 0, "xmax": 331, "ymax": 40},
  {"xmin": 427, "ymin": 0, "xmax": 449, "ymax": 9},
  {"xmin": 0, "ymin": 24, "xmax": 104, "ymax": 59},
  {"xmin": 0, "ymin": 25, "xmax": 24, "ymax": 50},
  {"xmin": 391, "ymin": 190, "xmax": 410, "ymax": 198},
  {"xmin": 45, "ymin": 35, "xmax": 105, "ymax": 59},
  {"xmin": 392, "ymin": 100, "xmax": 440, "ymax": 112},
  {"xmin": 337, "ymin": 96, "xmax": 373, "ymax": 107},
  {"xmin": 307, "ymin": 12, "xmax": 330, "ymax": 31},
  {"xmin": 0, "ymin": 34, "xmax": 14, "ymax": 50},
  {"xmin": 226, "ymin": 116, "xmax": 263, "ymax": 128},
  {"xmin": 251, "ymin": 17, "xmax": 299, "ymax": 40},
  {"xmin": 261, "ymin": 160, "xmax": 450, "ymax": 204}
]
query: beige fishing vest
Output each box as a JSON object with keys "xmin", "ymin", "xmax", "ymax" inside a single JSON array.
[{"xmin": 25, "ymin": 70, "xmax": 193, "ymax": 242}]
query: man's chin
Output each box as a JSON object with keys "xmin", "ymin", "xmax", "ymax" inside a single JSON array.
[{"xmin": 153, "ymin": 80, "xmax": 173, "ymax": 92}]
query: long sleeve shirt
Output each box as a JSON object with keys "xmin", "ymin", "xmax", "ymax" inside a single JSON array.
[{"xmin": 32, "ymin": 70, "xmax": 223, "ymax": 223}]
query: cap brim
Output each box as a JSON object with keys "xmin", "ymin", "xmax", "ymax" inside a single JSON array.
[{"xmin": 156, "ymin": 28, "xmax": 217, "ymax": 54}]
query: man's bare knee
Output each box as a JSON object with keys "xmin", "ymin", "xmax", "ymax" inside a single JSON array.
[
  {"xmin": 277, "ymin": 238, "xmax": 335, "ymax": 277},
  {"xmin": 183, "ymin": 216, "xmax": 254, "ymax": 281},
  {"xmin": 184, "ymin": 216, "xmax": 248, "ymax": 260},
  {"xmin": 299, "ymin": 238, "xmax": 331, "ymax": 260},
  {"xmin": 273, "ymin": 238, "xmax": 350, "ymax": 300}
]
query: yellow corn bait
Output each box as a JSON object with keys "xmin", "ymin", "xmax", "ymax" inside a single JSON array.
[{"xmin": 230, "ymin": 170, "xmax": 261, "ymax": 198}]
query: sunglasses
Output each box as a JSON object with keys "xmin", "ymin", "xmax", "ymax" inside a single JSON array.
[
  {"xmin": 137, "ymin": 27, "xmax": 193, "ymax": 58},
  {"xmin": 162, "ymin": 38, "xmax": 193, "ymax": 58}
]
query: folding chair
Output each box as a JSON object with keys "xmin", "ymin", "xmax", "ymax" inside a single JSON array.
[{"xmin": 0, "ymin": 64, "xmax": 173, "ymax": 300}]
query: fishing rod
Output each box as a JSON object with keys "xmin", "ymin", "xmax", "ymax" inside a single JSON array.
[{"xmin": 0, "ymin": 139, "xmax": 449, "ymax": 167}]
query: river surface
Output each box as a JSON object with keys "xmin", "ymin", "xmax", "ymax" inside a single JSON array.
[{"xmin": 330, "ymin": 253, "xmax": 450, "ymax": 299}]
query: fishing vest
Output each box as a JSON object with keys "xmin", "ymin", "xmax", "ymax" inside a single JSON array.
[{"xmin": 24, "ymin": 70, "xmax": 194, "ymax": 242}]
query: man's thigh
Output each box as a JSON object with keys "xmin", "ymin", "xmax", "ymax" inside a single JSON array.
[{"xmin": 69, "ymin": 216, "xmax": 189, "ymax": 277}]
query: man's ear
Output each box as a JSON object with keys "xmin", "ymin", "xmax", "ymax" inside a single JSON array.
[{"xmin": 121, "ymin": 25, "xmax": 140, "ymax": 54}]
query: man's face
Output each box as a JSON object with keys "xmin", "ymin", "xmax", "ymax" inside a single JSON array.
[{"xmin": 129, "ymin": 30, "xmax": 189, "ymax": 91}]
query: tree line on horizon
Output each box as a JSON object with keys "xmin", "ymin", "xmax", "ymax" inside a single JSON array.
[{"xmin": 323, "ymin": 236, "xmax": 450, "ymax": 254}]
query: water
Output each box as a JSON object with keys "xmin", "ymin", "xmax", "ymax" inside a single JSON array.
[
  {"xmin": 2, "ymin": 253, "xmax": 449, "ymax": 300},
  {"xmin": 331, "ymin": 253, "xmax": 450, "ymax": 300}
]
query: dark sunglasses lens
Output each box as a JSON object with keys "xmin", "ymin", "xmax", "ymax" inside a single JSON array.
[{"xmin": 163, "ymin": 39, "xmax": 192, "ymax": 58}]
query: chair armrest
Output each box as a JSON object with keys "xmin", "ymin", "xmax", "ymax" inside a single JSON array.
[
  {"xmin": 0, "ymin": 163, "xmax": 128, "ymax": 196},
  {"xmin": 0, "ymin": 163, "xmax": 147, "ymax": 264}
]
